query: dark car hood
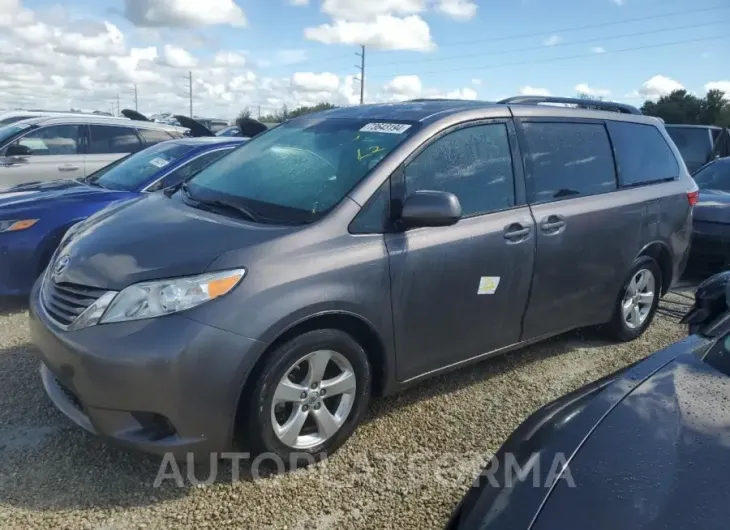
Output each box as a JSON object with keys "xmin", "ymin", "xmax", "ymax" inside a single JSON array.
[
  {"xmin": 54, "ymin": 192, "xmax": 294, "ymax": 290},
  {"xmin": 694, "ymin": 189, "xmax": 730, "ymax": 223},
  {"xmin": 0, "ymin": 179, "xmax": 126, "ymax": 210},
  {"xmin": 530, "ymin": 349, "xmax": 730, "ymax": 530}
]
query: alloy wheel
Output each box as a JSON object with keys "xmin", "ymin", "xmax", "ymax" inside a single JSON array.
[{"xmin": 622, "ymin": 268, "xmax": 656, "ymax": 329}]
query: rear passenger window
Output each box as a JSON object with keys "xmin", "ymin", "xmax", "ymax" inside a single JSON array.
[
  {"xmin": 405, "ymin": 124, "xmax": 515, "ymax": 217},
  {"xmin": 522, "ymin": 122, "xmax": 616, "ymax": 203},
  {"xmin": 607, "ymin": 121, "xmax": 679, "ymax": 186},
  {"xmin": 89, "ymin": 126, "xmax": 142, "ymax": 154},
  {"xmin": 139, "ymin": 128, "xmax": 174, "ymax": 146}
]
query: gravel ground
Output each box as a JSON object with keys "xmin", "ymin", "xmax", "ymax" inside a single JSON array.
[{"xmin": 0, "ymin": 292, "xmax": 694, "ymax": 530}]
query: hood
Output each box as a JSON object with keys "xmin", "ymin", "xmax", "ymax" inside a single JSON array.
[
  {"xmin": 531, "ymin": 350, "xmax": 730, "ymax": 530},
  {"xmin": 236, "ymin": 117, "xmax": 268, "ymax": 138},
  {"xmin": 694, "ymin": 189, "xmax": 730, "ymax": 223},
  {"xmin": 54, "ymin": 192, "xmax": 294, "ymax": 290},
  {"xmin": 0, "ymin": 179, "xmax": 126, "ymax": 211},
  {"xmin": 121, "ymin": 109, "xmax": 150, "ymax": 121},
  {"xmin": 173, "ymin": 115, "xmax": 214, "ymax": 137}
]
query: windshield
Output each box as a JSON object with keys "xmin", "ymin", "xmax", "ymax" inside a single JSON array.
[
  {"xmin": 692, "ymin": 159, "xmax": 730, "ymax": 192},
  {"xmin": 666, "ymin": 127, "xmax": 712, "ymax": 173},
  {"xmin": 185, "ymin": 117, "xmax": 418, "ymax": 223},
  {"xmin": 0, "ymin": 122, "xmax": 35, "ymax": 146},
  {"xmin": 91, "ymin": 142, "xmax": 196, "ymax": 191}
]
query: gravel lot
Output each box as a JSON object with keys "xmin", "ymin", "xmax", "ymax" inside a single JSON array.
[{"xmin": 0, "ymin": 291, "xmax": 694, "ymax": 530}]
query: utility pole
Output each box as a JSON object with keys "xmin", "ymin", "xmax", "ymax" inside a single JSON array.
[
  {"xmin": 134, "ymin": 84, "xmax": 138, "ymax": 111},
  {"xmin": 258, "ymin": 104, "xmax": 261, "ymax": 119},
  {"xmin": 188, "ymin": 71, "xmax": 193, "ymax": 117},
  {"xmin": 116, "ymin": 93, "xmax": 120, "ymax": 116},
  {"xmin": 355, "ymin": 45, "xmax": 365, "ymax": 105}
]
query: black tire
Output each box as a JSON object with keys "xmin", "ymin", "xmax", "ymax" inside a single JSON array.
[
  {"xmin": 605, "ymin": 256, "xmax": 662, "ymax": 342},
  {"xmin": 242, "ymin": 329, "xmax": 371, "ymax": 470}
]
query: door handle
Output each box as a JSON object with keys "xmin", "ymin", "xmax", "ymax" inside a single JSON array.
[
  {"xmin": 540, "ymin": 215, "xmax": 566, "ymax": 233},
  {"xmin": 58, "ymin": 165, "xmax": 80, "ymax": 172},
  {"xmin": 503, "ymin": 223, "xmax": 532, "ymax": 242}
]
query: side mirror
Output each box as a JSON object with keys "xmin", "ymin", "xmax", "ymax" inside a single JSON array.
[
  {"xmin": 400, "ymin": 190, "xmax": 462, "ymax": 228},
  {"xmin": 6, "ymin": 144, "xmax": 32, "ymax": 157}
]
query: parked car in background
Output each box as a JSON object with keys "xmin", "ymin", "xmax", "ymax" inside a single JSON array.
[
  {"xmin": 215, "ymin": 125, "xmax": 245, "ymax": 138},
  {"xmin": 665, "ymin": 124, "xmax": 730, "ymax": 174},
  {"xmin": 0, "ymin": 136, "xmax": 244, "ymax": 296},
  {"xmin": 446, "ymin": 270, "xmax": 730, "ymax": 530},
  {"xmin": 30, "ymin": 96, "xmax": 694, "ymax": 466},
  {"xmin": 0, "ymin": 110, "xmax": 118, "ymax": 127},
  {"xmin": 0, "ymin": 116, "xmax": 187, "ymax": 188},
  {"xmin": 687, "ymin": 156, "xmax": 730, "ymax": 271}
]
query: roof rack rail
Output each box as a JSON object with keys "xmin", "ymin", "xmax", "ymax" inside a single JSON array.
[{"xmin": 497, "ymin": 96, "xmax": 642, "ymax": 115}]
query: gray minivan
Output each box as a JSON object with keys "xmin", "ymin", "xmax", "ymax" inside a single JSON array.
[{"xmin": 29, "ymin": 96, "xmax": 696, "ymax": 464}]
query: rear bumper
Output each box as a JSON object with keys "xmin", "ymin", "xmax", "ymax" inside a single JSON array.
[{"xmin": 29, "ymin": 278, "xmax": 264, "ymax": 459}]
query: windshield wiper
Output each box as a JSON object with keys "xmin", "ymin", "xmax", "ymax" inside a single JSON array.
[{"xmin": 181, "ymin": 183, "xmax": 261, "ymax": 222}]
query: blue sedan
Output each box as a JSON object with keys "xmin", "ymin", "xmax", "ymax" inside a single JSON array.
[{"xmin": 0, "ymin": 136, "xmax": 245, "ymax": 296}]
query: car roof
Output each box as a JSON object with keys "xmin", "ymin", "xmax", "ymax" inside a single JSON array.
[
  {"xmin": 665, "ymin": 124, "xmax": 723, "ymax": 130},
  {"xmin": 9, "ymin": 115, "xmax": 184, "ymax": 131},
  {"xmin": 302, "ymin": 98, "xmax": 654, "ymax": 124},
  {"xmin": 0, "ymin": 110, "xmax": 117, "ymax": 119},
  {"xmin": 170, "ymin": 137, "xmax": 247, "ymax": 146}
]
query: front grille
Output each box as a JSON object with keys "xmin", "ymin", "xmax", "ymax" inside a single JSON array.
[
  {"xmin": 41, "ymin": 278, "xmax": 106, "ymax": 327},
  {"xmin": 55, "ymin": 377, "xmax": 84, "ymax": 411}
]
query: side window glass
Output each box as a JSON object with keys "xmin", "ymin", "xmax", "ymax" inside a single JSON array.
[
  {"xmin": 522, "ymin": 122, "xmax": 616, "ymax": 203},
  {"xmin": 89, "ymin": 126, "xmax": 142, "ymax": 154},
  {"xmin": 607, "ymin": 121, "xmax": 679, "ymax": 186},
  {"xmin": 139, "ymin": 128, "xmax": 175, "ymax": 146},
  {"xmin": 405, "ymin": 124, "xmax": 515, "ymax": 217},
  {"xmin": 16, "ymin": 125, "xmax": 80, "ymax": 155},
  {"xmin": 161, "ymin": 149, "xmax": 232, "ymax": 189},
  {"xmin": 350, "ymin": 179, "xmax": 391, "ymax": 234}
]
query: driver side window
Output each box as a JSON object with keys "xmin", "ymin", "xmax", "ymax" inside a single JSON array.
[{"xmin": 405, "ymin": 124, "xmax": 516, "ymax": 217}]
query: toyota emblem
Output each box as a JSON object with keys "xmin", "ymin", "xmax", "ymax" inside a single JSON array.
[{"xmin": 53, "ymin": 255, "xmax": 70, "ymax": 277}]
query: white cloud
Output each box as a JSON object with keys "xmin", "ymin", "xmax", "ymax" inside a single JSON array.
[
  {"xmin": 471, "ymin": 78, "xmax": 482, "ymax": 86},
  {"xmin": 123, "ymin": 0, "xmax": 246, "ymax": 28},
  {"xmin": 320, "ymin": 0, "xmax": 425, "ymax": 21},
  {"xmin": 639, "ymin": 75, "xmax": 684, "ymax": 98},
  {"xmin": 158, "ymin": 44, "xmax": 198, "ymax": 68},
  {"xmin": 384, "ymin": 75, "xmax": 423, "ymax": 100},
  {"xmin": 305, "ymin": 14, "xmax": 435, "ymax": 51},
  {"xmin": 54, "ymin": 22, "xmax": 126, "ymax": 57},
  {"xmin": 213, "ymin": 51, "xmax": 247, "ymax": 67},
  {"xmin": 591, "ymin": 46, "xmax": 606, "ymax": 54},
  {"xmin": 292, "ymin": 72, "xmax": 340, "ymax": 92},
  {"xmin": 705, "ymin": 81, "xmax": 730, "ymax": 98},
  {"xmin": 520, "ymin": 86, "xmax": 551, "ymax": 96},
  {"xmin": 436, "ymin": 0, "xmax": 477, "ymax": 20},
  {"xmin": 543, "ymin": 35, "xmax": 561, "ymax": 46},
  {"xmin": 445, "ymin": 87, "xmax": 477, "ymax": 100},
  {"xmin": 575, "ymin": 83, "xmax": 611, "ymax": 97}
]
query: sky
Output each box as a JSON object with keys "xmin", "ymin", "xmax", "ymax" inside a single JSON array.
[{"xmin": 0, "ymin": 0, "xmax": 728, "ymax": 119}]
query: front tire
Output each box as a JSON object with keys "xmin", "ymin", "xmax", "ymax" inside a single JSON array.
[
  {"xmin": 242, "ymin": 329, "xmax": 371, "ymax": 470},
  {"xmin": 605, "ymin": 256, "xmax": 662, "ymax": 341}
]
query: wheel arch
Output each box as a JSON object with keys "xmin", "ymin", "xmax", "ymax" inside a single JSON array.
[{"xmin": 636, "ymin": 241, "xmax": 673, "ymax": 295}]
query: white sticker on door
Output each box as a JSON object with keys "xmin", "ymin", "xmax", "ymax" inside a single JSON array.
[
  {"xmin": 359, "ymin": 122, "xmax": 412, "ymax": 134},
  {"xmin": 477, "ymin": 276, "xmax": 501, "ymax": 295}
]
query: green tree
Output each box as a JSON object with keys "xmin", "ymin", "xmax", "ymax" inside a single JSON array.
[
  {"xmin": 640, "ymin": 89, "xmax": 729, "ymax": 126},
  {"xmin": 236, "ymin": 107, "xmax": 251, "ymax": 120},
  {"xmin": 259, "ymin": 102, "xmax": 338, "ymax": 123}
]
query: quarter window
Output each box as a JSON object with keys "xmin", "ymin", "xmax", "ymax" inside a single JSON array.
[
  {"xmin": 16, "ymin": 125, "xmax": 80, "ymax": 155},
  {"xmin": 88, "ymin": 125, "xmax": 142, "ymax": 154},
  {"xmin": 608, "ymin": 121, "xmax": 679, "ymax": 186},
  {"xmin": 405, "ymin": 124, "xmax": 515, "ymax": 217},
  {"xmin": 522, "ymin": 122, "xmax": 616, "ymax": 203}
]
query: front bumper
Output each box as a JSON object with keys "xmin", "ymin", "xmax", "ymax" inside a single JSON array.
[
  {"xmin": 29, "ymin": 279, "xmax": 264, "ymax": 458},
  {"xmin": 0, "ymin": 230, "xmax": 42, "ymax": 296}
]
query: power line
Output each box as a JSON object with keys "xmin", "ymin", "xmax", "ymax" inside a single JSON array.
[
  {"xmin": 433, "ymin": 4, "xmax": 729, "ymax": 48},
  {"xmin": 355, "ymin": 45, "xmax": 366, "ymax": 105},
  {"xmin": 368, "ymin": 34, "xmax": 727, "ymax": 80},
  {"xmin": 370, "ymin": 20, "xmax": 726, "ymax": 68}
]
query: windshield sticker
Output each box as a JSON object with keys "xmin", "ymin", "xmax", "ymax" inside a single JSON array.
[
  {"xmin": 360, "ymin": 122, "xmax": 411, "ymax": 134},
  {"xmin": 477, "ymin": 276, "xmax": 501, "ymax": 295},
  {"xmin": 149, "ymin": 157, "xmax": 170, "ymax": 168},
  {"xmin": 356, "ymin": 145, "xmax": 385, "ymax": 161}
]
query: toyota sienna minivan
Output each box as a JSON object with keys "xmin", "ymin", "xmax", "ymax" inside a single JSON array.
[{"xmin": 29, "ymin": 96, "xmax": 696, "ymax": 465}]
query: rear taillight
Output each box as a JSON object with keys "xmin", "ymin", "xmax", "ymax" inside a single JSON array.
[{"xmin": 687, "ymin": 188, "xmax": 699, "ymax": 206}]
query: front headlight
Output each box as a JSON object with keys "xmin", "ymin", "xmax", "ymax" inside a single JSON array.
[
  {"xmin": 68, "ymin": 269, "xmax": 245, "ymax": 330},
  {"xmin": 0, "ymin": 219, "xmax": 38, "ymax": 233}
]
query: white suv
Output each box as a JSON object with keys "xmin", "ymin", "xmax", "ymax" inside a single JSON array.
[{"xmin": 0, "ymin": 116, "xmax": 186, "ymax": 188}]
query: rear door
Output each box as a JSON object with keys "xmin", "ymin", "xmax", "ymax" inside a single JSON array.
[
  {"xmin": 518, "ymin": 118, "xmax": 642, "ymax": 339},
  {"xmin": 0, "ymin": 124, "xmax": 84, "ymax": 187},
  {"xmin": 85, "ymin": 124, "xmax": 144, "ymax": 175},
  {"xmin": 386, "ymin": 119, "xmax": 536, "ymax": 381}
]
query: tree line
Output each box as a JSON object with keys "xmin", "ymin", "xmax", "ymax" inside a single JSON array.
[{"xmin": 239, "ymin": 89, "xmax": 729, "ymax": 127}]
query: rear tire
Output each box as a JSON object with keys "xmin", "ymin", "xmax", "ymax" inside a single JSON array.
[
  {"xmin": 605, "ymin": 256, "xmax": 662, "ymax": 342},
  {"xmin": 242, "ymin": 329, "xmax": 371, "ymax": 471}
]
